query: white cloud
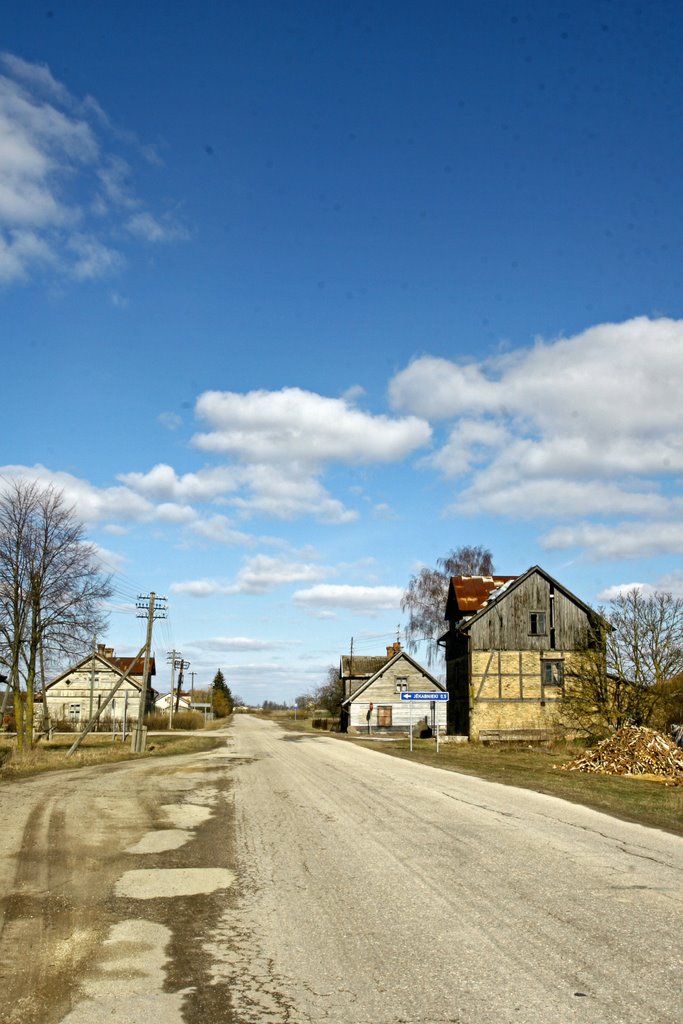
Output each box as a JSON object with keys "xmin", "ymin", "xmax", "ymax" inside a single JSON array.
[
  {"xmin": 68, "ymin": 233, "xmax": 124, "ymax": 280},
  {"xmin": 185, "ymin": 386, "xmax": 430, "ymax": 524},
  {"xmin": 598, "ymin": 571, "xmax": 683, "ymax": 601},
  {"xmin": 193, "ymin": 387, "xmax": 431, "ymax": 466},
  {"xmin": 119, "ymin": 463, "xmax": 240, "ymax": 503},
  {"xmin": 541, "ymin": 520, "xmax": 683, "ymax": 560},
  {"xmin": 169, "ymin": 579, "xmax": 230, "ymax": 598},
  {"xmin": 231, "ymin": 554, "xmax": 330, "ymax": 594},
  {"xmin": 171, "ymin": 553, "xmax": 332, "ymax": 599},
  {"xmin": 157, "ymin": 411, "xmax": 182, "ymax": 430},
  {"xmin": 188, "ymin": 636, "xmax": 296, "ymax": 652},
  {"xmin": 190, "ymin": 514, "xmax": 254, "ymax": 546},
  {"xmin": 0, "ymin": 52, "xmax": 186, "ymax": 286},
  {"xmin": 390, "ymin": 317, "xmax": 683, "ymax": 559},
  {"xmin": 293, "ymin": 584, "xmax": 403, "ymax": 615},
  {"xmin": 0, "ymin": 464, "xmax": 196, "ymax": 527},
  {"xmin": 125, "ymin": 211, "xmax": 189, "ymax": 244}
]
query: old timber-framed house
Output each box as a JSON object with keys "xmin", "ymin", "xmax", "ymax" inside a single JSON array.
[{"xmin": 442, "ymin": 566, "xmax": 605, "ymax": 740}]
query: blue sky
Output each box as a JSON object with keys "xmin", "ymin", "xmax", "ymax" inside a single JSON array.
[{"xmin": 2, "ymin": 1, "xmax": 682, "ymax": 702}]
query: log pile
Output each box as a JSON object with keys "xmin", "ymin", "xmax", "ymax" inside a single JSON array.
[{"xmin": 561, "ymin": 726, "xmax": 683, "ymax": 780}]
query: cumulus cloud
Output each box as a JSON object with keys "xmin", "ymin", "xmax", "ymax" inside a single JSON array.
[
  {"xmin": 230, "ymin": 554, "xmax": 331, "ymax": 594},
  {"xmin": 171, "ymin": 553, "xmax": 332, "ymax": 599},
  {"xmin": 0, "ymin": 52, "xmax": 186, "ymax": 285},
  {"xmin": 0, "ymin": 464, "xmax": 196, "ymax": 528},
  {"xmin": 119, "ymin": 463, "xmax": 240, "ymax": 503},
  {"xmin": 193, "ymin": 387, "xmax": 431, "ymax": 466},
  {"xmin": 187, "ymin": 636, "xmax": 296, "ymax": 652},
  {"xmin": 541, "ymin": 519, "xmax": 683, "ymax": 560},
  {"xmin": 390, "ymin": 317, "xmax": 683, "ymax": 560},
  {"xmin": 293, "ymin": 584, "xmax": 403, "ymax": 615},
  {"xmin": 185, "ymin": 386, "xmax": 431, "ymax": 524}
]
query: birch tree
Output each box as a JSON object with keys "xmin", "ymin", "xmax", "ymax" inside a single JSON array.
[
  {"xmin": 401, "ymin": 545, "xmax": 494, "ymax": 663},
  {"xmin": 0, "ymin": 480, "xmax": 112, "ymax": 749}
]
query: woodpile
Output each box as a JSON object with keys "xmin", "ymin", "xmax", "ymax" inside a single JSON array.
[{"xmin": 561, "ymin": 726, "xmax": 683, "ymax": 780}]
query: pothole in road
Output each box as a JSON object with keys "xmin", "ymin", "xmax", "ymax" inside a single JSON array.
[
  {"xmin": 125, "ymin": 829, "xmax": 191, "ymax": 854},
  {"xmin": 115, "ymin": 868, "xmax": 235, "ymax": 899},
  {"xmin": 160, "ymin": 803, "xmax": 212, "ymax": 828}
]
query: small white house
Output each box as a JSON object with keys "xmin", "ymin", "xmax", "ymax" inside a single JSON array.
[
  {"xmin": 341, "ymin": 649, "xmax": 447, "ymax": 735},
  {"xmin": 45, "ymin": 645, "xmax": 156, "ymax": 726},
  {"xmin": 154, "ymin": 692, "xmax": 192, "ymax": 714}
]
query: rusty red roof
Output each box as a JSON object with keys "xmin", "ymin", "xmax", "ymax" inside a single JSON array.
[
  {"xmin": 449, "ymin": 575, "xmax": 518, "ymax": 613},
  {"xmin": 112, "ymin": 656, "xmax": 156, "ymax": 677}
]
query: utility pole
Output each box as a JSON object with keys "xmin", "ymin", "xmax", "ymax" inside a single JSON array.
[
  {"xmin": 133, "ymin": 592, "xmax": 167, "ymax": 753},
  {"xmin": 190, "ymin": 670, "xmax": 196, "ymax": 704},
  {"xmin": 167, "ymin": 650, "xmax": 181, "ymax": 729},
  {"xmin": 174, "ymin": 659, "xmax": 190, "ymax": 713},
  {"xmin": 89, "ymin": 635, "xmax": 96, "ymax": 720}
]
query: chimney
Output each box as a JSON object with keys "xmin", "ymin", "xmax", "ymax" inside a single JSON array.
[
  {"xmin": 393, "ymin": 641, "xmax": 401, "ymax": 655},
  {"xmin": 386, "ymin": 645, "xmax": 394, "ymax": 659},
  {"xmin": 104, "ymin": 646, "xmax": 114, "ymax": 658},
  {"xmin": 97, "ymin": 643, "xmax": 106, "ymax": 654}
]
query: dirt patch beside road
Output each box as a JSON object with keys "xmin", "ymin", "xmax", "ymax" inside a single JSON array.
[{"xmin": 0, "ymin": 736, "xmax": 243, "ymax": 1024}]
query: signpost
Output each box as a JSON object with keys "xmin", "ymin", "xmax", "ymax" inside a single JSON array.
[{"xmin": 400, "ymin": 691, "xmax": 448, "ymax": 752}]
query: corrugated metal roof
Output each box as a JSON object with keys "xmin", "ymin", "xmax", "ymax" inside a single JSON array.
[{"xmin": 450, "ymin": 575, "xmax": 518, "ymax": 612}]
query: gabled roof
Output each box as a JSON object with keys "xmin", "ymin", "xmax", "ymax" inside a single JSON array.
[
  {"xmin": 46, "ymin": 650, "xmax": 156, "ymax": 691},
  {"xmin": 456, "ymin": 565, "xmax": 605, "ymax": 633},
  {"xmin": 342, "ymin": 649, "xmax": 446, "ymax": 705},
  {"xmin": 340, "ymin": 655, "xmax": 389, "ymax": 678}
]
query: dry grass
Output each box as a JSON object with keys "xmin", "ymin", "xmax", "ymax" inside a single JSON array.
[{"xmin": 0, "ymin": 731, "xmax": 224, "ymax": 779}]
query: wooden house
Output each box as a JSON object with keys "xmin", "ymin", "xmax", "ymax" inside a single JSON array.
[
  {"xmin": 45, "ymin": 644, "xmax": 156, "ymax": 726},
  {"xmin": 442, "ymin": 566, "xmax": 605, "ymax": 740},
  {"xmin": 341, "ymin": 647, "xmax": 447, "ymax": 735}
]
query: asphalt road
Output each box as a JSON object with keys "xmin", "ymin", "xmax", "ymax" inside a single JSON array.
[{"xmin": 0, "ymin": 716, "xmax": 680, "ymax": 1024}]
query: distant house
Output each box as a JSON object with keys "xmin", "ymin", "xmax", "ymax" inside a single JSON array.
[
  {"xmin": 45, "ymin": 644, "xmax": 156, "ymax": 726},
  {"xmin": 154, "ymin": 692, "xmax": 192, "ymax": 714},
  {"xmin": 341, "ymin": 646, "xmax": 447, "ymax": 735},
  {"xmin": 340, "ymin": 642, "xmax": 402, "ymax": 703},
  {"xmin": 442, "ymin": 566, "xmax": 605, "ymax": 740}
]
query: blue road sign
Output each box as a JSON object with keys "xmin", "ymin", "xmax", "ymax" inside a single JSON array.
[{"xmin": 400, "ymin": 691, "xmax": 449, "ymax": 701}]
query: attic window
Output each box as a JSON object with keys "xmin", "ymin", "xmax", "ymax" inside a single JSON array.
[
  {"xmin": 395, "ymin": 677, "xmax": 408, "ymax": 693},
  {"xmin": 529, "ymin": 612, "xmax": 547, "ymax": 636}
]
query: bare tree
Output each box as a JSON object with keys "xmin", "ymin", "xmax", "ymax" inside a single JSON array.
[
  {"xmin": 401, "ymin": 545, "xmax": 494, "ymax": 663},
  {"xmin": 563, "ymin": 588, "xmax": 683, "ymax": 737},
  {"xmin": 0, "ymin": 480, "xmax": 112, "ymax": 749},
  {"xmin": 314, "ymin": 665, "xmax": 344, "ymax": 717}
]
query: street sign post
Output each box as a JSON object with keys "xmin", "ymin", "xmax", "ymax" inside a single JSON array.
[
  {"xmin": 400, "ymin": 691, "xmax": 449, "ymax": 700},
  {"xmin": 400, "ymin": 691, "xmax": 448, "ymax": 751}
]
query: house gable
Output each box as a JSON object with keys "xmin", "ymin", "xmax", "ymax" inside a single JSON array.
[
  {"xmin": 44, "ymin": 647, "xmax": 156, "ymax": 724},
  {"xmin": 342, "ymin": 650, "xmax": 447, "ymax": 734},
  {"xmin": 344, "ymin": 650, "xmax": 446, "ymax": 704},
  {"xmin": 459, "ymin": 565, "xmax": 603, "ymax": 651}
]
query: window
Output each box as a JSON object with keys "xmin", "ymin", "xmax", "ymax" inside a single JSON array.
[
  {"xmin": 541, "ymin": 660, "xmax": 564, "ymax": 688},
  {"xmin": 377, "ymin": 706, "xmax": 392, "ymax": 727},
  {"xmin": 395, "ymin": 677, "xmax": 408, "ymax": 693},
  {"xmin": 529, "ymin": 611, "xmax": 547, "ymax": 635},
  {"xmin": 68, "ymin": 703, "xmax": 81, "ymax": 722}
]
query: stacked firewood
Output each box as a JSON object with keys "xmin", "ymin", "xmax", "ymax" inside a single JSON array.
[{"xmin": 561, "ymin": 726, "xmax": 683, "ymax": 779}]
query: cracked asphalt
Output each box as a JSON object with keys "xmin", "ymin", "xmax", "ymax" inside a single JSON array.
[{"xmin": 0, "ymin": 715, "xmax": 681, "ymax": 1023}]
